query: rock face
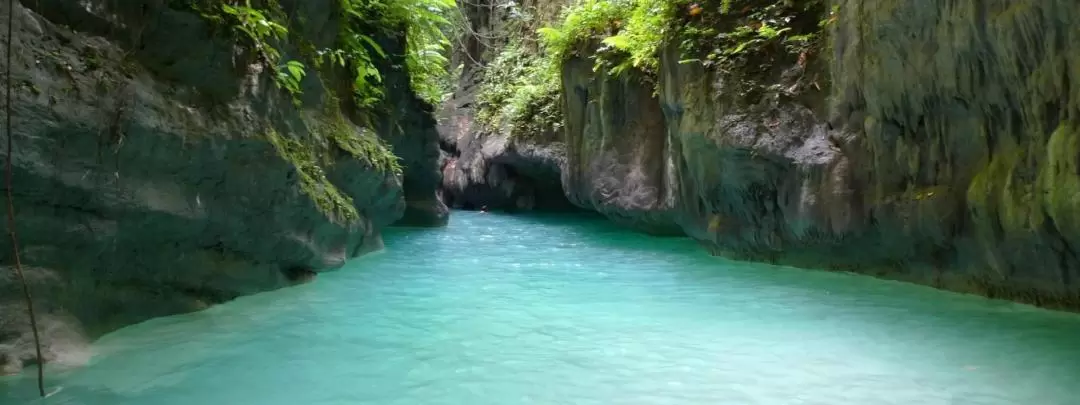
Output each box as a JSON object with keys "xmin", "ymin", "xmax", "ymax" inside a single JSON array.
[
  {"xmin": 438, "ymin": 78, "xmax": 572, "ymax": 212},
  {"xmin": 438, "ymin": 0, "xmax": 576, "ymax": 213},
  {"xmin": 0, "ymin": 0, "xmax": 444, "ymax": 373},
  {"xmin": 446, "ymin": 0, "xmax": 1080, "ymax": 308},
  {"xmin": 379, "ymin": 40, "xmax": 450, "ymax": 227},
  {"xmin": 819, "ymin": 0, "xmax": 1080, "ymax": 305},
  {"xmin": 561, "ymin": 56, "xmax": 682, "ymax": 235}
]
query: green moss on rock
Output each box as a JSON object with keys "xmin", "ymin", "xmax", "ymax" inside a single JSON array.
[
  {"xmin": 264, "ymin": 105, "xmax": 405, "ymax": 225},
  {"xmin": 1038, "ymin": 123, "xmax": 1080, "ymax": 233},
  {"xmin": 266, "ymin": 128, "xmax": 360, "ymax": 223},
  {"xmin": 320, "ymin": 113, "xmax": 403, "ymax": 175}
]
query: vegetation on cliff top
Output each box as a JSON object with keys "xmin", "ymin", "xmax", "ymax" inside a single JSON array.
[
  {"xmin": 185, "ymin": 0, "xmax": 453, "ymax": 222},
  {"xmin": 473, "ymin": 0, "xmax": 832, "ymax": 138},
  {"xmin": 194, "ymin": 0, "xmax": 455, "ymax": 108},
  {"xmin": 538, "ymin": 0, "xmax": 830, "ymax": 76},
  {"xmin": 475, "ymin": 41, "xmax": 563, "ymax": 139}
]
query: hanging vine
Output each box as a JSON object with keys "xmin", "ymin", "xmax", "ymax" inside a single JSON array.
[{"xmin": 4, "ymin": 0, "xmax": 47, "ymax": 398}]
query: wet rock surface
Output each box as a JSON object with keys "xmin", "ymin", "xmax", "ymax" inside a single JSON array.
[
  {"xmin": 446, "ymin": 0, "xmax": 1080, "ymax": 308},
  {"xmin": 436, "ymin": 0, "xmax": 577, "ymax": 215},
  {"xmin": 0, "ymin": 0, "xmax": 443, "ymax": 372}
]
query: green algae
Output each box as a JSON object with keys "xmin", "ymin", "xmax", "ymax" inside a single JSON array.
[
  {"xmin": 825, "ymin": 0, "xmax": 1080, "ymax": 307},
  {"xmin": 266, "ymin": 128, "xmax": 361, "ymax": 224},
  {"xmin": 963, "ymin": 122, "xmax": 1080, "ymax": 240},
  {"xmin": 1038, "ymin": 123, "xmax": 1080, "ymax": 235},
  {"xmin": 463, "ymin": 0, "xmax": 1080, "ymax": 309},
  {"xmin": 320, "ymin": 112, "xmax": 403, "ymax": 176}
]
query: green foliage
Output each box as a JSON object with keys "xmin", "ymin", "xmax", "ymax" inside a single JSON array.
[
  {"xmin": 399, "ymin": 0, "xmax": 456, "ymax": 105},
  {"xmin": 675, "ymin": 0, "xmax": 829, "ymax": 102},
  {"xmin": 187, "ymin": 1, "xmax": 464, "ymax": 224},
  {"xmin": 537, "ymin": 0, "xmax": 676, "ymax": 78},
  {"xmin": 474, "ymin": 0, "xmax": 672, "ymax": 137},
  {"xmin": 219, "ymin": 2, "xmax": 288, "ymax": 60},
  {"xmin": 321, "ymin": 114, "xmax": 403, "ymax": 176},
  {"xmin": 470, "ymin": 0, "xmax": 830, "ymax": 140},
  {"xmin": 200, "ymin": 1, "xmax": 309, "ymax": 105},
  {"xmin": 598, "ymin": 1, "xmax": 677, "ymax": 75},
  {"xmin": 336, "ymin": 0, "xmax": 390, "ymax": 109},
  {"xmin": 536, "ymin": 0, "xmax": 828, "ymax": 84},
  {"xmin": 475, "ymin": 42, "xmax": 562, "ymax": 138},
  {"xmin": 537, "ymin": 0, "xmax": 632, "ymax": 64},
  {"xmin": 675, "ymin": 0, "xmax": 828, "ymax": 69},
  {"xmin": 324, "ymin": 0, "xmax": 456, "ymax": 108},
  {"xmin": 193, "ymin": 0, "xmax": 456, "ymax": 109},
  {"xmin": 276, "ymin": 59, "xmax": 307, "ymax": 99},
  {"xmin": 343, "ymin": 0, "xmax": 456, "ymax": 106}
]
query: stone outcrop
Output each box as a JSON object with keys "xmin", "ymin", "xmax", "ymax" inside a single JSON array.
[
  {"xmin": 438, "ymin": 0, "xmax": 576, "ymax": 213},
  {"xmin": 0, "ymin": 0, "xmax": 444, "ymax": 374},
  {"xmin": 560, "ymin": 56, "xmax": 682, "ymax": 235},
  {"xmin": 438, "ymin": 73, "xmax": 571, "ymax": 212},
  {"xmin": 445, "ymin": 0, "xmax": 1080, "ymax": 308},
  {"xmin": 819, "ymin": 0, "xmax": 1080, "ymax": 305}
]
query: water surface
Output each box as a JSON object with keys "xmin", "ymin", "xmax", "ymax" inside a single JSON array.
[{"xmin": 3, "ymin": 212, "xmax": 1080, "ymax": 404}]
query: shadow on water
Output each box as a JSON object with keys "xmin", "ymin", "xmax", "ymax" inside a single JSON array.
[
  {"xmin": 1, "ymin": 280, "xmax": 333, "ymax": 404},
  {"xmin": 494, "ymin": 211, "xmax": 1080, "ymax": 397},
  {"xmin": 415, "ymin": 211, "xmax": 1080, "ymax": 317},
  {"xmin": 448, "ymin": 211, "xmax": 1080, "ymax": 366},
  {"xmin": 3, "ymin": 210, "xmax": 1080, "ymax": 404},
  {"xmin": 395, "ymin": 211, "xmax": 1080, "ymax": 313}
]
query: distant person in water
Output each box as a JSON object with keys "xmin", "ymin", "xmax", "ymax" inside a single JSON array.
[{"xmin": 480, "ymin": 205, "xmax": 488, "ymax": 213}]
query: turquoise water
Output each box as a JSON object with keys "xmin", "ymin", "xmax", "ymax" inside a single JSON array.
[{"xmin": 4, "ymin": 212, "xmax": 1080, "ymax": 404}]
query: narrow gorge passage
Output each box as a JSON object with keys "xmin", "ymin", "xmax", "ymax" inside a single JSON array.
[{"xmin": 3, "ymin": 212, "xmax": 1080, "ymax": 405}]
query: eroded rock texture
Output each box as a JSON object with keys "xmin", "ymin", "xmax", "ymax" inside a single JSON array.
[
  {"xmin": 446, "ymin": 0, "xmax": 1080, "ymax": 308},
  {"xmin": 820, "ymin": 0, "xmax": 1080, "ymax": 304},
  {"xmin": 0, "ymin": 0, "xmax": 444, "ymax": 373},
  {"xmin": 438, "ymin": 0, "xmax": 577, "ymax": 214}
]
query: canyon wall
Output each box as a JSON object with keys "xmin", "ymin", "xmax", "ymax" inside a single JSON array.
[
  {"xmin": 443, "ymin": 0, "xmax": 1080, "ymax": 308},
  {"xmin": 0, "ymin": 0, "xmax": 445, "ymax": 374},
  {"xmin": 438, "ymin": 0, "xmax": 576, "ymax": 213}
]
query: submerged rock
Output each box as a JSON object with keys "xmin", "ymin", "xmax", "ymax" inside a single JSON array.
[{"xmin": 0, "ymin": 0, "xmax": 444, "ymax": 373}]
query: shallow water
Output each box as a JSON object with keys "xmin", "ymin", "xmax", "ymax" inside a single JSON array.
[{"xmin": 3, "ymin": 211, "xmax": 1080, "ymax": 404}]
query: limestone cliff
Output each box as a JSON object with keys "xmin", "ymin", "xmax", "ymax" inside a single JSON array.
[
  {"xmin": 438, "ymin": 0, "xmax": 575, "ymax": 213},
  {"xmin": 444, "ymin": 0, "xmax": 1080, "ymax": 308},
  {"xmin": 0, "ymin": 0, "xmax": 446, "ymax": 374}
]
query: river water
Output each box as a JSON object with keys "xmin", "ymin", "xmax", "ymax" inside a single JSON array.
[{"xmin": 3, "ymin": 211, "xmax": 1080, "ymax": 404}]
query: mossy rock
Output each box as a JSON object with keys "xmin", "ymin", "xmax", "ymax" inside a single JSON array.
[{"xmin": 1037, "ymin": 122, "xmax": 1080, "ymax": 236}]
